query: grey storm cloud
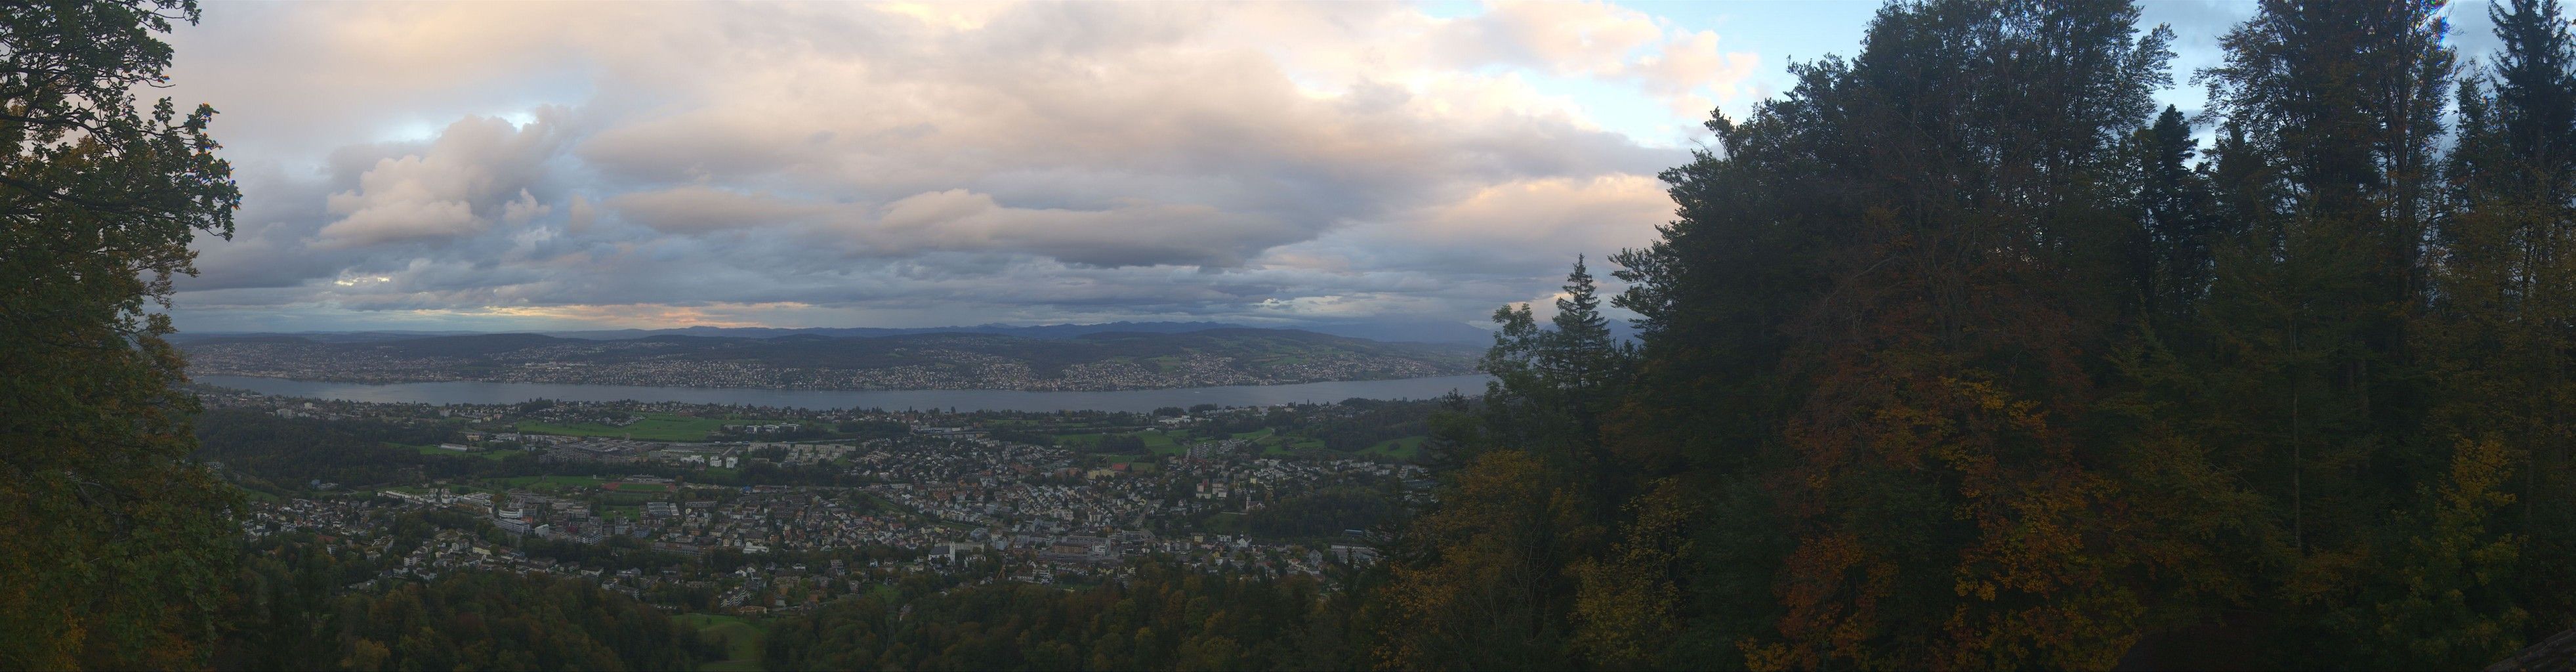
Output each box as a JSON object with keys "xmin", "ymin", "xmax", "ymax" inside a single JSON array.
[{"xmin": 157, "ymin": 1, "xmax": 1738, "ymax": 331}]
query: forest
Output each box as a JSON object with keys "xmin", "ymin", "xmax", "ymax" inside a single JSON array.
[
  {"xmin": 1431, "ymin": 0, "xmax": 2576, "ymax": 667},
  {"xmin": 18, "ymin": 0, "xmax": 2576, "ymax": 669},
  {"xmin": 211, "ymin": 535, "xmax": 713, "ymax": 671},
  {"xmin": 1347, "ymin": 0, "xmax": 2576, "ymax": 667}
]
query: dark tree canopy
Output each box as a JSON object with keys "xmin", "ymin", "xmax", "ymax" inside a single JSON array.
[{"xmin": 0, "ymin": 1, "xmax": 241, "ymax": 668}]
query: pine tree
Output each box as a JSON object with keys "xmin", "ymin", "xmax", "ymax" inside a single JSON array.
[{"xmin": 2135, "ymin": 105, "xmax": 2222, "ymax": 324}]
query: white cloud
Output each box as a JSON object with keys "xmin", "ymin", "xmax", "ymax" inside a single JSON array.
[
  {"xmin": 606, "ymin": 186, "xmax": 829, "ymax": 234},
  {"xmin": 313, "ymin": 116, "xmax": 562, "ymax": 247},
  {"xmin": 169, "ymin": 1, "xmax": 1738, "ymax": 330},
  {"xmin": 860, "ymin": 189, "xmax": 1304, "ymax": 267}
]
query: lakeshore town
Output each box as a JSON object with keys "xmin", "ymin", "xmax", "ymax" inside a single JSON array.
[
  {"xmin": 202, "ymin": 386, "xmax": 1434, "ymax": 616},
  {"xmin": 182, "ymin": 337, "xmax": 1466, "ymax": 390}
]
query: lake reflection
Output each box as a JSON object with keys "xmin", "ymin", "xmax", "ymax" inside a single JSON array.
[{"xmin": 192, "ymin": 374, "xmax": 1493, "ymax": 413}]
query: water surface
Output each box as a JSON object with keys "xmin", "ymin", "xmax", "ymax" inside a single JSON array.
[{"xmin": 193, "ymin": 374, "xmax": 1493, "ymax": 413}]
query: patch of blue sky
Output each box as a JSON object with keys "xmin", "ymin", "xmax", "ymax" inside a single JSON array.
[
  {"xmin": 1413, "ymin": 0, "xmax": 1482, "ymax": 20},
  {"xmin": 1510, "ymin": 70, "xmax": 1711, "ymax": 148}
]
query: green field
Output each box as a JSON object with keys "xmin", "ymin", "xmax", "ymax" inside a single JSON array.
[
  {"xmin": 1137, "ymin": 430, "xmax": 1187, "ymax": 455},
  {"xmin": 489, "ymin": 475, "xmax": 604, "ymax": 492},
  {"xmin": 402, "ymin": 442, "xmax": 513, "ymax": 461},
  {"xmin": 516, "ymin": 411, "xmax": 751, "ymax": 441},
  {"xmin": 675, "ymin": 614, "xmax": 765, "ymax": 671},
  {"xmin": 1201, "ymin": 511, "xmax": 1249, "ymax": 534},
  {"xmin": 1360, "ymin": 436, "xmax": 1426, "ymax": 459},
  {"xmin": 605, "ymin": 482, "xmax": 669, "ymax": 492},
  {"xmin": 600, "ymin": 492, "xmax": 659, "ymax": 505},
  {"xmin": 1227, "ymin": 427, "xmax": 1325, "ymax": 456}
]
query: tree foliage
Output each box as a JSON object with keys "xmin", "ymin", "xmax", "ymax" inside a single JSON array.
[
  {"xmin": 767, "ymin": 564, "xmax": 1359, "ymax": 671},
  {"xmin": 213, "ymin": 541, "xmax": 707, "ymax": 672},
  {"xmin": 0, "ymin": 1, "xmax": 243, "ymax": 668},
  {"xmin": 1375, "ymin": 0, "xmax": 2576, "ymax": 669}
]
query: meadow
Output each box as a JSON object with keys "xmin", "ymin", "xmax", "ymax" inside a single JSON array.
[{"xmin": 675, "ymin": 613, "xmax": 766, "ymax": 671}]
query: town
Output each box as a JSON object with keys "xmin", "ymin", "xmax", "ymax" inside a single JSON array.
[{"xmin": 203, "ymin": 386, "xmax": 1436, "ymax": 617}]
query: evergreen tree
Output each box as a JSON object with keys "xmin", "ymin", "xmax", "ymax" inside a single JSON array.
[
  {"xmin": 2430, "ymin": 0, "xmax": 2576, "ymax": 644},
  {"xmin": 2134, "ymin": 105, "xmax": 2223, "ymax": 324}
]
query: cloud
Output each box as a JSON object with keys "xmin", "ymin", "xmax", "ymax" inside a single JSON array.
[
  {"xmin": 860, "ymin": 190, "xmax": 1304, "ymax": 267},
  {"xmin": 606, "ymin": 186, "xmax": 828, "ymax": 233},
  {"xmin": 1432, "ymin": 1, "xmax": 1667, "ymax": 77},
  {"xmin": 1270, "ymin": 173, "xmax": 1673, "ymax": 277},
  {"xmin": 313, "ymin": 115, "xmax": 562, "ymax": 247},
  {"xmin": 165, "ymin": 1, "xmax": 1733, "ymax": 332},
  {"xmin": 1634, "ymin": 30, "xmax": 1762, "ymax": 114}
]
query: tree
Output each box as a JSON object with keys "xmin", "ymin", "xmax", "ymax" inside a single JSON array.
[
  {"xmin": 0, "ymin": 1, "xmax": 241, "ymax": 668},
  {"xmin": 2355, "ymin": 438, "xmax": 2527, "ymax": 667},
  {"xmin": 1375, "ymin": 450, "xmax": 1592, "ymax": 670},
  {"xmin": 2430, "ymin": 0, "xmax": 2576, "ymax": 639},
  {"xmin": 2133, "ymin": 105, "xmax": 2225, "ymax": 324},
  {"xmin": 2190, "ymin": 3, "xmax": 2458, "ymax": 661},
  {"xmin": 1478, "ymin": 257, "xmax": 1632, "ymax": 482}
]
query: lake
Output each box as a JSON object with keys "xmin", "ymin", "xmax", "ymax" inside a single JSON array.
[{"xmin": 192, "ymin": 374, "xmax": 1494, "ymax": 413}]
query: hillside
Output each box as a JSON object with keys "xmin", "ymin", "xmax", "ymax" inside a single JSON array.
[{"xmin": 181, "ymin": 328, "xmax": 1480, "ymax": 391}]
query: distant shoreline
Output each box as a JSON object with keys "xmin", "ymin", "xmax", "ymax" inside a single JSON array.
[
  {"xmin": 180, "ymin": 368, "xmax": 1465, "ymax": 393},
  {"xmin": 191, "ymin": 373, "xmax": 1495, "ymax": 413}
]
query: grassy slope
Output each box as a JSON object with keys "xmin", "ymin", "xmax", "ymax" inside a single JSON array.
[
  {"xmin": 1361, "ymin": 435, "xmax": 1426, "ymax": 459},
  {"xmin": 675, "ymin": 614, "xmax": 766, "ymax": 671}
]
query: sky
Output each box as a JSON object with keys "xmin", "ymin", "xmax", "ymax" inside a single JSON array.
[{"xmin": 156, "ymin": 1, "xmax": 2503, "ymax": 335}]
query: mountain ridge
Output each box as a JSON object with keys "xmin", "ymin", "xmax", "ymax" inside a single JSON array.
[
  {"xmin": 170, "ymin": 320, "xmax": 1497, "ymax": 345},
  {"xmin": 180, "ymin": 326, "xmax": 1482, "ymax": 391}
]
